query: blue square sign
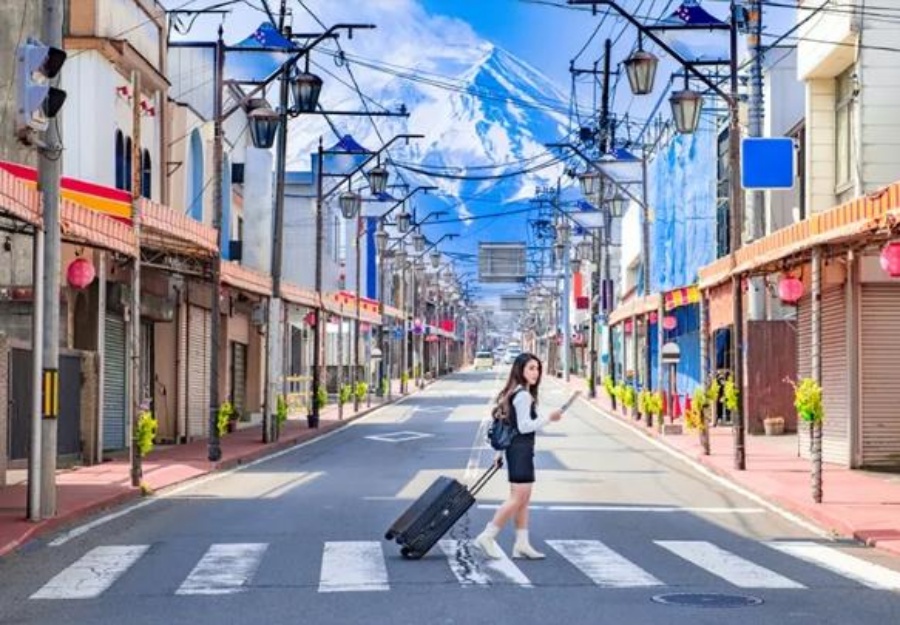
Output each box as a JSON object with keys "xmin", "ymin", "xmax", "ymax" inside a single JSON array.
[{"xmin": 741, "ymin": 137, "xmax": 795, "ymax": 190}]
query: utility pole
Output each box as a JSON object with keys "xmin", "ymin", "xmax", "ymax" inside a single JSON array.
[
  {"xmin": 746, "ymin": 0, "xmax": 765, "ymax": 321},
  {"xmin": 129, "ymin": 71, "xmax": 143, "ymax": 487},
  {"xmin": 38, "ymin": 0, "xmax": 63, "ymax": 518},
  {"xmin": 311, "ymin": 140, "xmax": 325, "ymax": 426}
]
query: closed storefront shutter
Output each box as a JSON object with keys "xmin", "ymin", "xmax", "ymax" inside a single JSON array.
[
  {"xmin": 860, "ymin": 285, "xmax": 900, "ymax": 467},
  {"xmin": 796, "ymin": 297, "xmax": 812, "ymax": 457},
  {"xmin": 187, "ymin": 305, "xmax": 210, "ymax": 439},
  {"xmin": 821, "ymin": 287, "xmax": 849, "ymax": 466},
  {"xmin": 103, "ymin": 314, "xmax": 127, "ymax": 451},
  {"xmin": 231, "ymin": 341, "xmax": 247, "ymax": 415}
]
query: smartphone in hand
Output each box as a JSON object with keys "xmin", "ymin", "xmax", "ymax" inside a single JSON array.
[{"xmin": 559, "ymin": 391, "xmax": 581, "ymax": 413}]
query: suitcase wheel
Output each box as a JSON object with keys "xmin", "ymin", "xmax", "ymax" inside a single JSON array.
[
  {"xmin": 385, "ymin": 531, "xmax": 395, "ymax": 541},
  {"xmin": 400, "ymin": 546, "xmax": 421, "ymax": 560}
]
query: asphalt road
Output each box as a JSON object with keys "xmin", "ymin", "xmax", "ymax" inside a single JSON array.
[{"xmin": 1, "ymin": 370, "xmax": 899, "ymax": 625}]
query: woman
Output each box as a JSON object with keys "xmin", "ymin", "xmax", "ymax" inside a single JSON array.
[{"xmin": 475, "ymin": 352, "xmax": 562, "ymax": 560}]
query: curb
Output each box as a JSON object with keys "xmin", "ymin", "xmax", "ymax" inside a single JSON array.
[
  {"xmin": 0, "ymin": 389, "xmax": 419, "ymax": 558},
  {"xmin": 570, "ymin": 386, "xmax": 900, "ymax": 558}
]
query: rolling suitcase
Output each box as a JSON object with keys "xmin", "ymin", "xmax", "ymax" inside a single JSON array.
[{"xmin": 384, "ymin": 461, "xmax": 502, "ymax": 560}]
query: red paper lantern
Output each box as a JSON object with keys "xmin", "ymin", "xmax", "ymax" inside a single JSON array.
[
  {"xmin": 304, "ymin": 311, "xmax": 316, "ymax": 326},
  {"xmin": 66, "ymin": 257, "xmax": 96, "ymax": 289},
  {"xmin": 624, "ymin": 320, "xmax": 633, "ymax": 334},
  {"xmin": 662, "ymin": 315, "xmax": 677, "ymax": 331},
  {"xmin": 778, "ymin": 274, "xmax": 804, "ymax": 303},
  {"xmin": 880, "ymin": 241, "xmax": 900, "ymax": 277},
  {"xmin": 649, "ymin": 311, "xmax": 658, "ymax": 324}
]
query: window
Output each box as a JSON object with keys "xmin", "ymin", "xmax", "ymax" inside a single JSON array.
[
  {"xmin": 124, "ymin": 137, "xmax": 133, "ymax": 192},
  {"xmin": 788, "ymin": 121, "xmax": 806, "ymax": 221},
  {"xmin": 835, "ymin": 67, "xmax": 856, "ymax": 190},
  {"xmin": 141, "ymin": 149, "xmax": 151, "ymax": 200},
  {"xmin": 115, "ymin": 131, "xmax": 125, "ymax": 190}
]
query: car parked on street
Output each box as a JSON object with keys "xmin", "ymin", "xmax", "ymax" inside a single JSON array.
[{"xmin": 473, "ymin": 351, "xmax": 495, "ymax": 370}]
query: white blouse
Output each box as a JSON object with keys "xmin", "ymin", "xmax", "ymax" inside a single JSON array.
[{"xmin": 511, "ymin": 386, "xmax": 550, "ymax": 434}]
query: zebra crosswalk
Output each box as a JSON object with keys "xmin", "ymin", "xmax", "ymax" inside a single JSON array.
[{"xmin": 28, "ymin": 538, "xmax": 900, "ymax": 600}]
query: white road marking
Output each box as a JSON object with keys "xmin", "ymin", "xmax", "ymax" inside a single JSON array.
[
  {"xmin": 476, "ymin": 504, "xmax": 765, "ymax": 514},
  {"xmin": 767, "ymin": 541, "xmax": 900, "ymax": 591},
  {"xmin": 479, "ymin": 548, "xmax": 533, "ymax": 588},
  {"xmin": 439, "ymin": 540, "xmax": 491, "ymax": 586},
  {"xmin": 547, "ymin": 540, "xmax": 663, "ymax": 588},
  {"xmin": 31, "ymin": 545, "xmax": 149, "ymax": 599},
  {"xmin": 176, "ymin": 543, "xmax": 267, "ymax": 595},
  {"xmin": 565, "ymin": 382, "xmax": 831, "ymax": 539},
  {"xmin": 319, "ymin": 542, "xmax": 389, "ymax": 593},
  {"xmin": 49, "ymin": 393, "xmax": 421, "ymax": 547},
  {"xmin": 656, "ymin": 540, "xmax": 804, "ymax": 589}
]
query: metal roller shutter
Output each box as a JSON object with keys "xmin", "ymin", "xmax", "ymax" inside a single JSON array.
[
  {"xmin": 103, "ymin": 314, "xmax": 127, "ymax": 451},
  {"xmin": 820, "ymin": 287, "xmax": 849, "ymax": 466},
  {"xmin": 187, "ymin": 305, "xmax": 210, "ymax": 439},
  {"xmin": 231, "ymin": 341, "xmax": 247, "ymax": 415},
  {"xmin": 859, "ymin": 285, "xmax": 900, "ymax": 467},
  {"xmin": 796, "ymin": 296, "xmax": 812, "ymax": 457}
]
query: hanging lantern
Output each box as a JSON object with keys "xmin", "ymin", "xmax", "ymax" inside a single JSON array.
[
  {"xmin": 338, "ymin": 191, "xmax": 361, "ymax": 219},
  {"xmin": 367, "ymin": 165, "xmax": 389, "ymax": 195},
  {"xmin": 397, "ymin": 209, "xmax": 411, "ymax": 233},
  {"xmin": 649, "ymin": 311, "xmax": 658, "ymax": 324},
  {"xmin": 66, "ymin": 257, "xmax": 96, "ymax": 289},
  {"xmin": 623, "ymin": 38, "xmax": 658, "ymax": 96},
  {"xmin": 778, "ymin": 274, "xmax": 804, "ymax": 303},
  {"xmin": 429, "ymin": 249, "xmax": 441, "ymax": 269},
  {"xmin": 624, "ymin": 319, "xmax": 633, "ymax": 334},
  {"xmin": 375, "ymin": 227, "xmax": 389, "ymax": 253},
  {"xmin": 880, "ymin": 241, "xmax": 900, "ymax": 277},
  {"xmin": 662, "ymin": 315, "xmax": 677, "ymax": 331},
  {"xmin": 290, "ymin": 70, "xmax": 323, "ymax": 114},
  {"xmin": 304, "ymin": 311, "xmax": 316, "ymax": 327},
  {"xmin": 246, "ymin": 99, "xmax": 280, "ymax": 150},
  {"xmin": 670, "ymin": 87, "xmax": 703, "ymax": 135},
  {"xmin": 412, "ymin": 231, "xmax": 425, "ymax": 253},
  {"xmin": 578, "ymin": 171, "xmax": 602, "ymax": 197}
]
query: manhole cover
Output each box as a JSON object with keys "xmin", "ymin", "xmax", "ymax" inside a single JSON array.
[{"xmin": 650, "ymin": 593, "xmax": 763, "ymax": 609}]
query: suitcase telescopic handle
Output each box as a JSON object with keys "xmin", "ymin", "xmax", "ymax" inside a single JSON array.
[{"xmin": 468, "ymin": 458, "xmax": 503, "ymax": 496}]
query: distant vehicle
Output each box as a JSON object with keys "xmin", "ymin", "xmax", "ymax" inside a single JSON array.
[
  {"xmin": 502, "ymin": 347, "xmax": 522, "ymax": 365},
  {"xmin": 473, "ymin": 351, "xmax": 495, "ymax": 370}
]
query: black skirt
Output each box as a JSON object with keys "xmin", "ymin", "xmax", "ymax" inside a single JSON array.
[{"xmin": 505, "ymin": 433, "xmax": 536, "ymax": 484}]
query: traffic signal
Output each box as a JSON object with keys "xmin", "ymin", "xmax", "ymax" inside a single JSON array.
[{"xmin": 16, "ymin": 36, "xmax": 67, "ymax": 138}]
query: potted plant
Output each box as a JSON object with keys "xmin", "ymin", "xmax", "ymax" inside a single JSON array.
[
  {"xmin": 339, "ymin": 384, "xmax": 353, "ymax": 405},
  {"xmin": 275, "ymin": 394, "xmax": 288, "ymax": 439},
  {"xmin": 792, "ymin": 377, "xmax": 825, "ymax": 503},
  {"xmin": 355, "ymin": 381, "xmax": 368, "ymax": 404},
  {"xmin": 216, "ymin": 401, "xmax": 235, "ymax": 437},
  {"xmin": 763, "ymin": 415, "xmax": 785, "ymax": 436},
  {"xmin": 135, "ymin": 407, "xmax": 157, "ymax": 458}
]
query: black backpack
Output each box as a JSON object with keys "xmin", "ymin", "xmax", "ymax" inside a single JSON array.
[{"xmin": 487, "ymin": 389, "xmax": 522, "ymax": 451}]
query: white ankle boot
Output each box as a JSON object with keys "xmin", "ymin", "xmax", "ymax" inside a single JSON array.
[
  {"xmin": 474, "ymin": 523, "xmax": 504, "ymax": 559},
  {"xmin": 512, "ymin": 530, "xmax": 546, "ymax": 560}
]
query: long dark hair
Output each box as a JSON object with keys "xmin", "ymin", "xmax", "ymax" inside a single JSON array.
[{"xmin": 496, "ymin": 352, "xmax": 541, "ymax": 406}]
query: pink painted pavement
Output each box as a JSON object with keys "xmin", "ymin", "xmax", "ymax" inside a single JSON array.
[
  {"xmin": 555, "ymin": 374, "xmax": 900, "ymax": 558},
  {"xmin": 0, "ymin": 380, "xmax": 411, "ymax": 557}
]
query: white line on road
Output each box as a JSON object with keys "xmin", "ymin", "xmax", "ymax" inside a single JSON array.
[
  {"xmin": 319, "ymin": 542, "xmax": 389, "ymax": 593},
  {"xmin": 31, "ymin": 545, "xmax": 149, "ymax": 599},
  {"xmin": 547, "ymin": 540, "xmax": 663, "ymax": 588},
  {"xmin": 656, "ymin": 540, "xmax": 804, "ymax": 589},
  {"xmin": 766, "ymin": 541, "xmax": 900, "ymax": 591},
  {"xmin": 565, "ymin": 384, "xmax": 831, "ymax": 539},
  {"xmin": 476, "ymin": 504, "xmax": 766, "ymax": 514},
  {"xmin": 175, "ymin": 543, "xmax": 268, "ymax": 595},
  {"xmin": 478, "ymin": 547, "xmax": 532, "ymax": 588},
  {"xmin": 439, "ymin": 540, "xmax": 491, "ymax": 586}
]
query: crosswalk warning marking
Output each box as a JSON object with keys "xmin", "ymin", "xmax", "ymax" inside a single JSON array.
[
  {"xmin": 31, "ymin": 545, "xmax": 149, "ymax": 600},
  {"xmin": 656, "ymin": 541, "xmax": 805, "ymax": 589},
  {"xmin": 547, "ymin": 540, "xmax": 664, "ymax": 588},
  {"xmin": 176, "ymin": 543, "xmax": 268, "ymax": 595},
  {"xmin": 319, "ymin": 541, "xmax": 389, "ymax": 593},
  {"xmin": 766, "ymin": 541, "xmax": 900, "ymax": 591}
]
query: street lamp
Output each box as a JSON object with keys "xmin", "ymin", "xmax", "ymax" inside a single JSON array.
[
  {"xmin": 339, "ymin": 190, "xmax": 362, "ymax": 219},
  {"xmin": 669, "ymin": 80, "xmax": 703, "ymax": 134},
  {"xmin": 609, "ymin": 193, "xmax": 629, "ymax": 218},
  {"xmin": 397, "ymin": 208, "xmax": 412, "ymax": 233},
  {"xmin": 290, "ymin": 67, "xmax": 323, "ymax": 114},
  {"xmin": 556, "ymin": 219, "xmax": 571, "ymax": 245},
  {"xmin": 623, "ymin": 37, "xmax": 658, "ymax": 96},
  {"xmin": 375, "ymin": 226, "xmax": 389, "ymax": 253},
  {"xmin": 246, "ymin": 99, "xmax": 280, "ymax": 150},
  {"xmin": 577, "ymin": 239, "xmax": 592, "ymax": 261},
  {"xmin": 579, "ymin": 170, "xmax": 601, "ymax": 197},
  {"xmin": 429, "ymin": 249, "xmax": 441, "ymax": 269},
  {"xmin": 412, "ymin": 231, "xmax": 425, "ymax": 253},
  {"xmin": 367, "ymin": 164, "xmax": 389, "ymax": 195}
]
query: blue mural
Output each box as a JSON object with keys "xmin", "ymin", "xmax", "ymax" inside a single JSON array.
[{"xmin": 647, "ymin": 125, "xmax": 717, "ymax": 294}]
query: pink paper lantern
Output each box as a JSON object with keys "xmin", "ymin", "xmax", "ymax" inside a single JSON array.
[
  {"xmin": 649, "ymin": 311, "xmax": 658, "ymax": 324},
  {"xmin": 880, "ymin": 241, "xmax": 900, "ymax": 277},
  {"xmin": 623, "ymin": 319, "xmax": 633, "ymax": 334},
  {"xmin": 662, "ymin": 315, "xmax": 677, "ymax": 331},
  {"xmin": 66, "ymin": 257, "xmax": 96, "ymax": 289},
  {"xmin": 778, "ymin": 275, "xmax": 804, "ymax": 304}
]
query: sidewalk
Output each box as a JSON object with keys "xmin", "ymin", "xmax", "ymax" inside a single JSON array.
[
  {"xmin": 0, "ymin": 380, "xmax": 412, "ymax": 558},
  {"xmin": 556, "ymin": 374, "xmax": 900, "ymax": 558}
]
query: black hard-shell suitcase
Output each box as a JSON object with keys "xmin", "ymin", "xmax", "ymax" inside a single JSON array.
[{"xmin": 385, "ymin": 461, "xmax": 502, "ymax": 560}]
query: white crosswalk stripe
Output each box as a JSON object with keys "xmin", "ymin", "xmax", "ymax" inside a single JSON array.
[
  {"xmin": 31, "ymin": 545, "xmax": 149, "ymax": 599},
  {"xmin": 767, "ymin": 541, "xmax": 900, "ymax": 591},
  {"xmin": 547, "ymin": 540, "xmax": 663, "ymax": 588},
  {"xmin": 319, "ymin": 541, "xmax": 389, "ymax": 593},
  {"xmin": 656, "ymin": 540, "xmax": 805, "ymax": 589},
  {"xmin": 176, "ymin": 543, "xmax": 268, "ymax": 595},
  {"xmin": 438, "ymin": 539, "xmax": 532, "ymax": 587}
]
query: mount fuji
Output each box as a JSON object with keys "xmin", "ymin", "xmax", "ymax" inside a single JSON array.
[{"xmin": 284, "ymin": 43, "xmax": 576, "ymax": 293}]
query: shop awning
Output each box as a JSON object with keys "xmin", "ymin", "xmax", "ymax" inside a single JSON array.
[
  {"xmin": 220, "ymin": 261, "xmax": 272, "ymax": 297},
  {"xmin": 0, "ymin": 167, "xmax": 41, "ymax": 226},
  {"xmin": 140, "ymin": 198, "xmax": 218, "ymax": 258},
  {"xmin": 321, "ymin": 291, "xmax": 382, "ymax": 325},
  {"xmin": 62, "ymin": 197, "xmax": 136, "ymax": 257},
  {"xmin": 608, "ymin": 293, "xmax": 662, "ymax": 325},
  {"xmin": 699, "ymin": 181, "xmax": 900, "ymax": 289},
  {"xmin": 665, "ymin": 285, "xmax": 701, "ymax": 311},
  {"xmin": 281, "ymin": 282, "xmax": 319, "ymax": 308}
]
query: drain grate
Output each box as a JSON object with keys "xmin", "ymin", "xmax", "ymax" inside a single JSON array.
[{"xmin": 651, "ymin": 593, "xmax": 764, "ymax": 609}]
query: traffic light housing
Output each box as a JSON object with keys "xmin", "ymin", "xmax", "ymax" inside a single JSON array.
[{"xmin": 16, "ymin": 36, "xmax": 67, "ymax": 139}]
